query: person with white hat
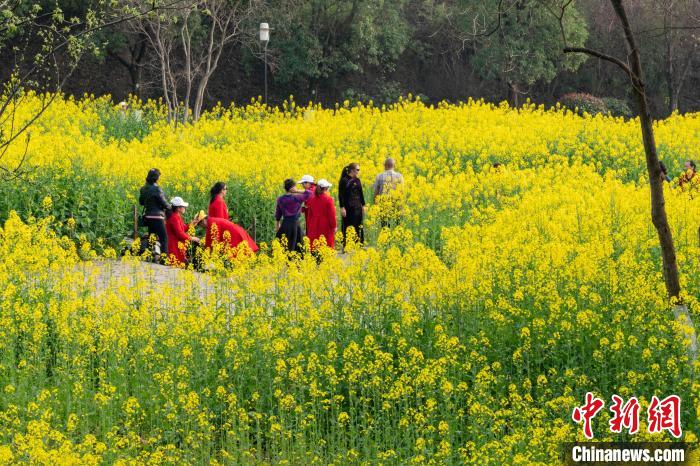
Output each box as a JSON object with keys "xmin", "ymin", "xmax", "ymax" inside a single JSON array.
[
  {"xmin": 305, "ymin": 178, "xmax": 337, "ymax": 251},
  {"xmin": 299, "ymin": 174, "xmax": 315, "ymax": 190},
  {"xmin": 118, "ymin": 101, "xmax": 129, "ymax": 119},
  {"xmin": 299, "ymin": 174, "xmax": 316, "ymax": 235},
  {"xmin": 165, "ymin": 196, "xmax": 202, "ymax": 266}
]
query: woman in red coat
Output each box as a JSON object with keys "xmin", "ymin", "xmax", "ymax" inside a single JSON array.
[
  {"xmin": 203, "ymin": 216, "xmax": 259, "ymax": 255},
  {"xmin": 165, "ymin": 197, "xmax": 201, "ymax": 266},
  {"xmin": 305, "ymin": 178, "xmax": 337, "ymax": 250},
  {"xmin": 208, "ymin": 182, "xmax": 229, "ymax": 219}
]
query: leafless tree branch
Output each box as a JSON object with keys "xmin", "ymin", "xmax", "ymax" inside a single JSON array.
[{"xmin": 563, "ymin": 46, "xmax": 634, "ymax": 79}]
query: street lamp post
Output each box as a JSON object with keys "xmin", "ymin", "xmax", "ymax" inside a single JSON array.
[{"xmin": 259, "ymin": 23, "xmax": 270, "ymax": 105}]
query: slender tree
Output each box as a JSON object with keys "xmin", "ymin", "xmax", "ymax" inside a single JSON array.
[
  {"xmin": 564, "ymin": 0, "xmax": 697, "ymax": 361},
  {"xmin": 124, "ymin": 0, "xmax": 260, "ymax": 122},
  {"xmin": 642, "ymin": 0, "xmax": 699, "ymax": 114}
]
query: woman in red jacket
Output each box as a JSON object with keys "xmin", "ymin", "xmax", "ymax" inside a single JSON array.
[
  {"xmin": 165, "ymin": 197, "xmax": 201, "ymax": 266},
  {"xmin": 202, "ymin": 216, "xmax": 259, "ymax": 255},
  {"xmin": 305, "ymin": 178, "xmax": 337, "ymax": 250},
  {"xmin": 208, "ymin": 182, "xmax": 229, "ymax": 219}
]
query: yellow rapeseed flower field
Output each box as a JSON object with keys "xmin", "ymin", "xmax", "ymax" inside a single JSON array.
[{"xmin": 0, "ymin": 94, "xmax": 698, "ymax": 464}]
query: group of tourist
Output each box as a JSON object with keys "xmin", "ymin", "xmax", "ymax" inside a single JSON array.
[
  {"xmin": 139, "ymin": 170, "xmax": 260, "ymax": 265},
  {"xmin": 659, "ymin": 159, "xmax": 696, "ymax": 186},
  {"xmin": 138, "ymin": 158, "xmax": 404, "ymax": 266}
]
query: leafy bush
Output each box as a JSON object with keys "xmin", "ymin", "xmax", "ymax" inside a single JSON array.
[
  {"xmin": 342, "ymin": 82, "xmax": 427, "ymax": 106},
  {"xmin": 559, "ymin": 92, "xmax": 608, "ymax": 116},
  {"xmin": 374, "ymin": 81, "xmax": 404, "ymax": 105},
  {"xmin": 341, "ymin": 87, "xmax": 372, "ymax": 105},
  {"xmin": 602, "ymin": 97, "xmax": 634, "ymax": 118}
]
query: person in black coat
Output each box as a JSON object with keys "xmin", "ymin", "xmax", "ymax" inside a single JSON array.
[
  {"xmin": 139, "ymin": 168, "xmax": 171, "ymax": 260},
  {"xmin": 338, "ymin": 162, "xmax": 366, "ymax": 247}
]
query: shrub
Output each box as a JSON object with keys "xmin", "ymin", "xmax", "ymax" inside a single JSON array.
[
  {"xmin": 602, "ymin": 97, "xmax": 634, "ymax": 118},
  {"xmin": 559, "ymin": 92, "xmax": 608, "ymax": 116},
  {"xmin": 375, "ymin": 81, "xmax": 404, "ymax": 105},
  {"xmin": 341, "ymin": 87, "xmax": 371, "ymax": 105}
]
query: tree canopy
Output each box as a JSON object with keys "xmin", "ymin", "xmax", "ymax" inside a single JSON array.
[{"xmin": 1, "ymin": 0, "xmax": 698, "ymax": 116}]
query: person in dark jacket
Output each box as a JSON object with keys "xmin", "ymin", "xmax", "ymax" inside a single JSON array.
[
  {"xmin": 139, "ymin": 168, "xmax": 171, "ymax": 261},
  {"xmin": 338, "ymin": 162, "xmax": 366, "ymax": 247}
]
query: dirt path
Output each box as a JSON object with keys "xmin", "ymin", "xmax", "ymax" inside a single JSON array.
[
  {"xmin": 75, "ymin": 248, "xmax": 360, "ymax": 301},
  {"xmin": 73, "ymin": 259, "xmax": 217, "ymax": 301}
]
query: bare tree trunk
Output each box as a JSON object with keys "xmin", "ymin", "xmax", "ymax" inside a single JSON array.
[
  {"xmin": 664, "ymin": 28, "xmax": 677, "ymax": 114},
  {"xmin": 158, "ymin": 44, "xmax": 174, "ymax": 120},
  {"xmin": 193, "ymin": 80, "xmax": 207, "ymax": 120},
  {"xmin": 193, "ymin": 8, "xmax": 219, "ymax": 121},
  {"xmin": 670, "ymin": 90, "xmax": 680, "ymax": 114},
  {"xmin": 672, "ymin": 53, "xmax": 694, "ymax": 114},
  {"xmin": 611, "ymin": 0, "xmax": 696, "ymax": 363},
  {"xmin": 508, "ymin": 81, "xmax": 519, "ymax": 107},
  {"xmin": 609, "ymin": 0, "xmax": 681, "ymax": 300},
  {"xmin": 565, "ymin": 0, "xmax": 696, "ymax": 364},
  {"xmin": 181, "ymin": 7, "xmax": 194, "ymax": 123},
  {"xmin": 632, "ymin": 86, "xmax": 682, "ymax": 297},
  {"xmin": 658, "ymin": 0, "xmax": 699, "ymax": 115},
  {"xmin": 193, "ymin": 17, "xmax": 228, "ymax": 120},
  {"xmin": 146, "ymin": 18, "xmax": 176, "ymax": 121},
  {"xmin": 194, "ymin": 70, "xmax": 212, "ymax": 120},
  {"xmin": 164, "ymin": 44, "xmax": 179, "ymax": 122}
]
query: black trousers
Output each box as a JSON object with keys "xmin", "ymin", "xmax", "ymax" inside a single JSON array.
[
  {"xmin": 143, "ymin": 217, "xmax": 168, "ymax": 255},
  {"xmin": 276, "ymin": 217, "xmax": 303, "ymax": 252},
  {"xmin": 342, "ymin": 208, "xmax": 364, "ymax": 246}
]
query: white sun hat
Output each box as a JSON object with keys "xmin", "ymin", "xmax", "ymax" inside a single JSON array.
[
  {"xmin": 299, "ymin": 174, "xmax": 315, "ymax": 184},
  {"xmin": 317, "ymin": 178, "xmax": 332, "ymax": 188},
  {"xmin": 170, "ymin": 197, "xmax": 189, "ymax": 207}
]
